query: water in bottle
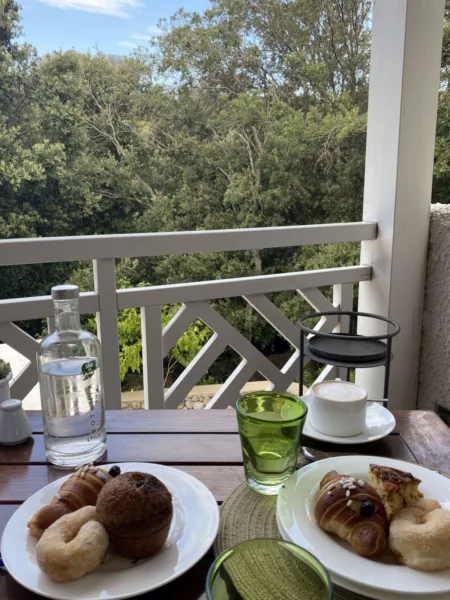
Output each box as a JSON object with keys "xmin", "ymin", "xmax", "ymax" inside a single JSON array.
[{"xmin": 37, "ymin": 285, "xmax": 107, "ymax": 466}]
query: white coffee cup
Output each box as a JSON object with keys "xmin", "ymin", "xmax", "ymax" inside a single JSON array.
[{"xmin": 309, "ymin": 380, "xmax": 368, "ymax": 437}]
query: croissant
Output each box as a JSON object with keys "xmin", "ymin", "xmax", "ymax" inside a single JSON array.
[
  {"xmin": 27, "ymin": 465, "xmax": 114, "ymax": 538},
  {"xmin": 314, "ymin": 470, "xmax": 389, "ymax": 558}
]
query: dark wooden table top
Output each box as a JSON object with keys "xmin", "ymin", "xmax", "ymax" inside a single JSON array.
[{"xmin": 0, "ymin": 409, "xmax": 449, "ymax": 600}]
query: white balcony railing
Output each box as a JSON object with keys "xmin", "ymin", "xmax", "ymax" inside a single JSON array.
[{"xmin": 0, "ymin": 222, "xmax": 376, "ymax": 409}]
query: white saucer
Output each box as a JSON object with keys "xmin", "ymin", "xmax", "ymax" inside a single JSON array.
[
  {"xmin": 277, "ymin": 455, "xmax": 450, "ymax": 597},
  {"xmin": 1, "ymin": 462, "xmax": 220, "ymax": 600},
  {"xmin": 301, "ymin": 395, "xmax": 396, "ymax": 444}
]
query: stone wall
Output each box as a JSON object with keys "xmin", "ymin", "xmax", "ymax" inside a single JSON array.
[{"xmin": 418, "ymin": 204, "xmax": 450, "ymax": 409}]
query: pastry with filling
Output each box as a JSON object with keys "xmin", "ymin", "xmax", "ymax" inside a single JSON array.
[
  {"xmin": 315, "ymin": 470, "xmax": 388, "ymax": 558},
  {"xmin": 27, "ymin": 464, "xmax": 117, "ymax": 538},
  {"xmin": 369, "ymin": 464, "xmax": 423, "ymax": 520}
]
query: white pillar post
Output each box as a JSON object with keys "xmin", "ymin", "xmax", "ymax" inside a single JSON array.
[
  {"xmin": 93, "ymin": 258, "xmax": 122, "ymax": 410},
  {"xmin": 357, "ymin": 0, "xmax": 444, "ymax": 409}
]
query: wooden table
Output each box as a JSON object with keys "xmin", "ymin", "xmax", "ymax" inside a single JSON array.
[{"xmin": 0, "ymin": 409, "xmax": 449, "ymax": 599}]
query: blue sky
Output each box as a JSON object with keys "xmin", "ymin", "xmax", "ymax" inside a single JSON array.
[{"xmin": 19, "ymin": 0, "xmax": 211, "ymax": 56}]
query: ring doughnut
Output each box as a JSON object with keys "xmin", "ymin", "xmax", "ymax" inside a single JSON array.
[
  {"xmin": 389, "ymin": 499, "xmax": 450, "ymax": 571},
  {"xmin": 36, "ymin": 505, "xmax": 109, "ymax": 581}
]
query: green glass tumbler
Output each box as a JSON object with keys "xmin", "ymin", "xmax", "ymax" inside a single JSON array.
[
  {"xmin": 236, "ymin": 392, "xmax": 307, "ymax": 495},
  {"xmin": 206, "ymin": 539, "xmax": 332, "ymax": 600}
]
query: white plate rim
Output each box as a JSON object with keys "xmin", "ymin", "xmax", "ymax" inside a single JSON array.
[
  {"xmin": 277, "ymin": 513, "xmax": 450, "ymax": 600},
  {"xmin": 301, "ymin": 396, "xmax": 396, "ymax": 445},
  {"xmin": 276, "ymin": 455, "xmax": 450, "ymax": 596},
  {"xmin": 1, "ymin": 462, "xmax": 220, "ymax": 600}
]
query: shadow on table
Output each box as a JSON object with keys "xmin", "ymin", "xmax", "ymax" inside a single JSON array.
[{"xmin": 1, "ymin": 556, "xmax": 211, "ymax": 600}]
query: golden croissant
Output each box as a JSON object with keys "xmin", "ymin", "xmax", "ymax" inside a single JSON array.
[
  {"xmin": 27, "ymin": 464, "xmax": 113, "ymax": 538},
  {"xmin": 314, "ymin": 470, "xmax": 389, "ymax": 558}
]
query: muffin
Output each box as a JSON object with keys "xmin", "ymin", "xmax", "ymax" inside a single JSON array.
[{"xmin": 96, "ymin": 471, "xmax": 173, "ymax": 559}]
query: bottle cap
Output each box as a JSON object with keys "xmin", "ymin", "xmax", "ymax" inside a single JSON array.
[{"xmin": 51, "ymin": 285, "xmax": 79, "ymax": 300}]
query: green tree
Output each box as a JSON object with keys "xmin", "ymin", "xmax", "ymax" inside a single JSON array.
[
  {"xmin": 0, "ymin": 1, "xmax": 375, "ymax": 384},
  {"xmin": 70, "ymin": 264, "xmax": 211, "ymax": 388},
  {"xmin": 157, "ymin": 0, "xmax": 371, "ymax": 106},
  {"xmin": 433, "ymin": 0, "xmax": 450, "ymax": 204},
  {"xmin": 0, "ymin": 0, "xmax": 372, "ymax": 365}
]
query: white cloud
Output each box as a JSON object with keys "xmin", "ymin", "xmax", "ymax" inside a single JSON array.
[
  {"xmin": 118, "ymin": 24, "xmax": 161, "ymax": 51},
  {"xmin": 130, "ymin": 33, "xmax": 150, "ymax": 40},
  {"xmin": 38, "ymin": 0, "xmax": 142, "ymax": 18}
]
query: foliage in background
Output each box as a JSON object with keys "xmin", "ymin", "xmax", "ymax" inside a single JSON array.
[
  {"xmin": 71, "ymin": 265, "xmax": 211, "ymax": 387},
  {"xmin": 0, "ymin": 359, "xmax": 12, "ymax": 379},
  {"xmin": 1, "ymin": 0, "xmax": 449, "ymax": 386},
  {"xmin": 87, "ymin": 303, "xmax": 211, "ymax": 384}
]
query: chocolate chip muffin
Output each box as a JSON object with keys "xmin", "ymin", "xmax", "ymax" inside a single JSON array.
[{"xmin": 96, "ymin": 471, "xmax": 173, "ymax": 559}]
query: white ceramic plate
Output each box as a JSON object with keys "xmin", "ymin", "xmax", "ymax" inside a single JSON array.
[
  {"xmin": 276, "ymin": 455, "xmax": 450, "ymax": 596},
  {"xmin": 277, "ymin": 513, "xmax": 450, "ymax": 600},
  {"xmin": 302, "ymin": 396, "xmax": 396, "ymax": 444},
  {"xmin": 1, "ymin": 462, "xmax": 220, "ymax": 600}
]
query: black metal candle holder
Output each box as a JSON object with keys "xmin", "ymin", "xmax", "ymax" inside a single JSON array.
[{"xmin": 298, "ymin": 311, "xmax": 400, "ymax": 406}]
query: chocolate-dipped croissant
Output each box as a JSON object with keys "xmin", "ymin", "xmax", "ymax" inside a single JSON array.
[
  {"xmin": 27, "ymin": 465, "xmax": 116, "ymax": 538},
  {"xmin": 314, "ymin": 470, "xmax": 389, "ymax": 558}
]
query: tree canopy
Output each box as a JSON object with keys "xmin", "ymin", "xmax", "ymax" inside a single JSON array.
[{"xmin": 0, "ymin": 0, "xmax": 449, "ymax": 387}]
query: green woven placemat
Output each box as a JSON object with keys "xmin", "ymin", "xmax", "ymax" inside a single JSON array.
[
  {"xmin": 213, "ymin": 464, "xmax": 450, "ymax": 600},
  {"xmin": 214, "ymin": 482, "xmax": 366, "ymax": 600}
]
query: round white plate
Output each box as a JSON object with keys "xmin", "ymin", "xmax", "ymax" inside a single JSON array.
[
  {"xmin": 1, "ymin": 462, "xmax": 220, "ymax": 600},
  {"xmin": 276, "ymin": 455, "xmax": 450, "ymax": 596},
  {"xmin": 302, "ymin": 396, "xmax": 396, "ymax": 444},
  {"xmin": 277, "ymin": 513, "xmax": 450, "ymax": 600}
]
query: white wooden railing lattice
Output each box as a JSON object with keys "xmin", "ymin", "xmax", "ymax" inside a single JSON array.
[{"xmin": 0, "ymin": 223, "xmax": 376, "ymax": 408}]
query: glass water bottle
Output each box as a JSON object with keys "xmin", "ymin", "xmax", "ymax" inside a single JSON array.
[{"xmin": 37, "ymin": 285, "xmax": 107, "ymax": 466}]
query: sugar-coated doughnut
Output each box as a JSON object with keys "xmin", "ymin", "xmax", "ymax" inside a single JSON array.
[
  {"xmin": 389, "ymin": 499, "xmax": 450, "ymax": 571},
  {"xmin": 36, "ymin": 506, "xmax": 109, "ymax": 581}
]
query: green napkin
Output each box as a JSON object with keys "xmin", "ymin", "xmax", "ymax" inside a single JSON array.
[{"xmin": 221, "ymin": 540, "xmax": 329, "ymax": 600}]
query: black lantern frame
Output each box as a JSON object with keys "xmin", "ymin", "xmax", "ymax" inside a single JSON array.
[{"xmin": 298, "ymin": 311, "xmax": 401, "ymax": 406}]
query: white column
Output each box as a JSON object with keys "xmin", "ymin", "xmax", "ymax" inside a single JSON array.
[
  {"xmin": 93, "ymin": 258, "xmax": 122, "ymax": 410},
  {"xmin": 357, "ymin": 0, "xmax": 445, "ymax": 409},
  {"xmin": 333, "ymin": 283, "xmax": 353, "ymax": 380},
  {"xmin": 141, "ymin": 305, "xmax": 165, "ymax": 409}
]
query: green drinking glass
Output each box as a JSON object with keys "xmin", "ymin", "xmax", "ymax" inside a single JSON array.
[
  {"xmin": 206, "ymin": 538, "xmax": 332, "ymax": 600},
  {"xmin": 236, "ymin": 392, "xmax": 307, "ymax": 495}
]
